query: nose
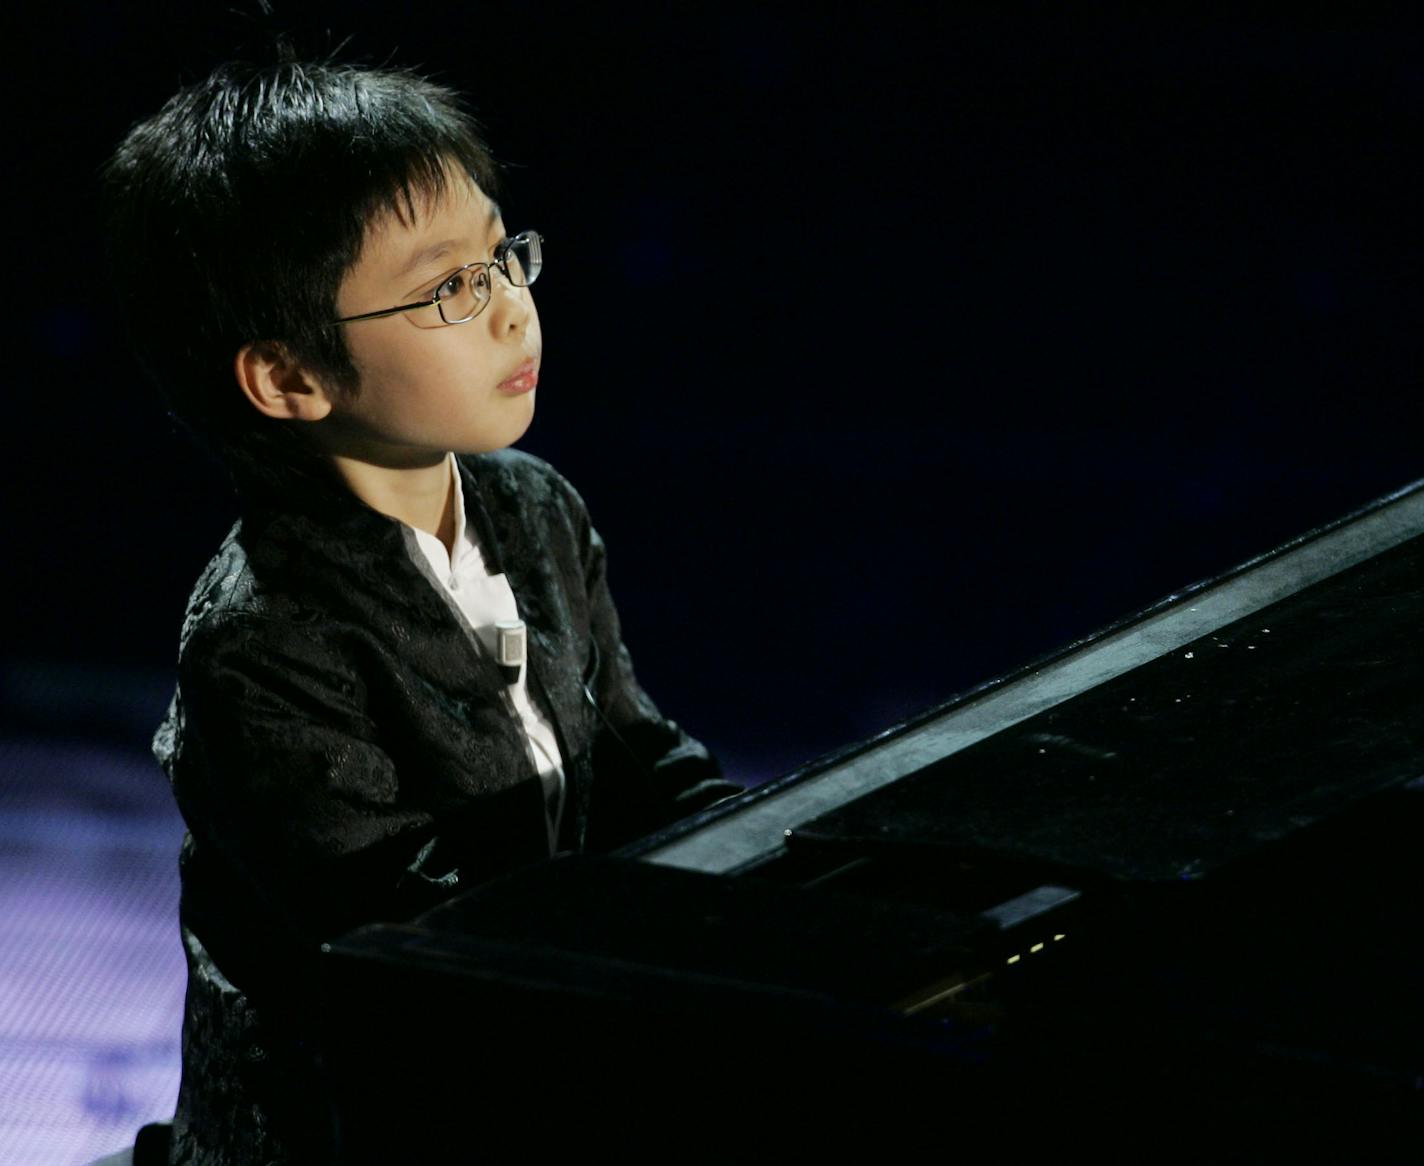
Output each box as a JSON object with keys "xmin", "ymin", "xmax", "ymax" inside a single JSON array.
[{"xmin": 484, "ymin": 273, "xmax": 533, "ymax": 340}]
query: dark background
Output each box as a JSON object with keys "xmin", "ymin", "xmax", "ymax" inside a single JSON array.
[{"xmin": 5, "ymin": 4, "xmax": 1420, "ymax": 783}]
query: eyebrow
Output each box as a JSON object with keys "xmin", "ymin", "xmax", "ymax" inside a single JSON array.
[{"xmin": 394, "ymin": 200, "xmax": 503, "ymax": 282}]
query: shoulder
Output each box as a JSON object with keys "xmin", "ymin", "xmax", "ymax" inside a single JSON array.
[
  {"xmin": 459, "ymin": 449, "xmax": 592, "ymax": 531},
  {"xmin": 180, "ymin": 522, "xmax": 259, "ymax": 641},
  {"xmin": 175, "ymin": 520, "xmax": 340, "ymax": 678},
  {"xmin": 461, "ymin": 448, "xmax": 583, "ymax": 505}
]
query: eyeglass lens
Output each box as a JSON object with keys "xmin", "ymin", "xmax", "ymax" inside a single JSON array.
[{"xmin": 435, "ymin": 232, "xmax": 542, "ymax": 324}]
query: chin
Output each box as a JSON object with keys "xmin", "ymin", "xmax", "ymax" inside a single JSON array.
[
  {"xmin": 464, "ymin": 409, "xmax": 535, "ymax": 455},
  {"xmin": 503, "ymin": 396, "xmax": 537, "ymax": 446}
]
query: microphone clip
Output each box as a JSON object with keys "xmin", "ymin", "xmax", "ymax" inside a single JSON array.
[{"xmin": 495, "ymin": 619, "xmax": 526, "ymax": 685}]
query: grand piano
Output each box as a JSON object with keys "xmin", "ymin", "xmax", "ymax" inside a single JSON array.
[{"xmin": 318, "ymin": 480, "xmax": 1424, "ymax": 1153}]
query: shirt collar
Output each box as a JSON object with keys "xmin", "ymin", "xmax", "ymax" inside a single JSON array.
[
  {"xmin": 447, "ymin": 453, "xmax": 471, "ymax": 563},
  {"xmin": 409, "ymin": 453, "xmax": 474, "ymax": 577}
]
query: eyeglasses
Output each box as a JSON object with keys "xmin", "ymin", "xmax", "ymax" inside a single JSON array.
[{"xmin": 333, "ymin": 230, "xmax": 543, "ymax": 326}]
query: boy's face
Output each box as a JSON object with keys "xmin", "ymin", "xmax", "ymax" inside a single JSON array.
[{"xmin": 319, "ymin": 167, "xmax": 541, "ymax": 465}]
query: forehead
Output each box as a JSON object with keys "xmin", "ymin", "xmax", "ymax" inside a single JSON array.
[{"xmin": 351, "ymin": 166, "xmax": 501, "ymax": 289}]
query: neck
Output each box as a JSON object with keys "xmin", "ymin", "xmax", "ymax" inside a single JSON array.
[{"xmin": 326, "ymin": 451, "xmax": 457, "ymax": 554}]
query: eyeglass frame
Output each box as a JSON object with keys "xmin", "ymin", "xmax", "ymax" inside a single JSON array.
[{"xmin": 331, "ymin": 230, "xmax": 543, "ymax": 327}]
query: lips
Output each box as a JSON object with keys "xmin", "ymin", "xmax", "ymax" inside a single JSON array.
[{"xmin": 498, "ymin": 360, "xmax": 539, "ymax": 395}]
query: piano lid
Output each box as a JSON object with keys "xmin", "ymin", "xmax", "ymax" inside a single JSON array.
[{"xmin": 637, "ymin": 477, "xmax": 1424, "ymax": 877}]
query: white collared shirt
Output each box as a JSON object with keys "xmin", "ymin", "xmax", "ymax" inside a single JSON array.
[{"xmin": 407, "ymin": 456, "xmax": 566, "ymax": 848}]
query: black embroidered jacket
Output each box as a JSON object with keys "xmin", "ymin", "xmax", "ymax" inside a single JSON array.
[{"xmin": 153, "ymin": 449, "xmax": 730, "ymax": 1160}]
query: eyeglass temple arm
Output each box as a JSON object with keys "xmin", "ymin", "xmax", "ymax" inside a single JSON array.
[{"xmin": 333, "ymin": 298, "xmax": 437, "ymax": 326}]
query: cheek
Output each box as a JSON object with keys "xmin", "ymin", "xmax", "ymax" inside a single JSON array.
[
  {"xmin": 341, "ymin": 326, "xmax": 394, "ymax": 384},
  {"xmin": 344, "ymin": 326, "xmax": 433, "ymax": 391}
]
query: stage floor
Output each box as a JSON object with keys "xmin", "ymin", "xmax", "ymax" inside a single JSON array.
[{"xmin": 0, "ymin": 732, "xmax": 184, "ymax": 1165}]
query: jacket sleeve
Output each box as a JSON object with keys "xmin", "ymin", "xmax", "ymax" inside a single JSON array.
[
  {"xmin": 551, "ymin": 471, "xmax": 742, "ymax": 845},
  {"xmin": 160, "ymin": 613, "xmax": 547, "ymax": 966}
]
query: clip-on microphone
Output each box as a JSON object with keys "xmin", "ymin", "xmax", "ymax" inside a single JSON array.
[{"xmin": 495, "ymin": 619, "xmax": 525, "ymax": 686}]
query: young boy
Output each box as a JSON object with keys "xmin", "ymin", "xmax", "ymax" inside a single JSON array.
[{"xmin": 105, "ymin": 57, "xmax": 735, "ymax": 1162}]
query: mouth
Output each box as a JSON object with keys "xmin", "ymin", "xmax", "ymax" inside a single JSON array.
[{"xmin": 497, "ymin": 359, "xmax": 539, "ymax": 396}]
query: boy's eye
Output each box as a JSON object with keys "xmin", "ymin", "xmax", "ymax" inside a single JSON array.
[
  {"xmin": 430, "ymin": 265, "xmax": 493, "ymax": 321},
  {"xmin": 435, "ymin": 271, "xmax": 467, "ymax": 300}
]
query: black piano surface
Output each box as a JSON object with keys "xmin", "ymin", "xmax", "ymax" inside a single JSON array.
[{"xmin": 321, "ymin": 478, "xmax": 1424, "ymax": 1154}]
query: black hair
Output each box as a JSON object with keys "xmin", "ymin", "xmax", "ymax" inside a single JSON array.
[{"xmin": 103, "ymin": 58, "xmax": 499, "ymax": 479}]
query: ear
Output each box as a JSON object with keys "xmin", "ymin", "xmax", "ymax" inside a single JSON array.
[{"xmin": 234, "ymin": 340, "xmax": 336, "ymax": 422}]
